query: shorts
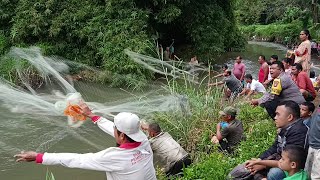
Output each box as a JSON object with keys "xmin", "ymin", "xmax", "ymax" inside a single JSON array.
[{"xmin": 230, "ymin": 86, "xmax": 243, "ymax": 101}]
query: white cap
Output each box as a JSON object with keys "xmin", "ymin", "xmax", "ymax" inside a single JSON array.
[{"xmin": 114, "ymin": 112, "xmax": 147, "ymax": 142}]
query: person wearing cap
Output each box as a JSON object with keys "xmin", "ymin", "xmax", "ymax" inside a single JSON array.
[
  {"xmin": 14, "ymin": 102, "xmax": 156, "ymax": 180},
  {"xmin": 211, "ymin": 106, "xmax": 244, "ymax": 153},
  {"xmin": 141, "ymin": 122, "xmax": 191, "ymax": 176}
]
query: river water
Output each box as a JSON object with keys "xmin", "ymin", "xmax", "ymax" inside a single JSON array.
[{"xmin": 0, "ymin": 41, "xmax": 319, "ymax": 179}]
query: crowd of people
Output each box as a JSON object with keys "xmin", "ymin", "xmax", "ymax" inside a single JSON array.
[
  {"xmin": 208, "ymin": 29, "xmax": 320, "ymax": 180},
  {"xmin": 13, "ymin": 30, "xmax": 320, "ymax": 180}
]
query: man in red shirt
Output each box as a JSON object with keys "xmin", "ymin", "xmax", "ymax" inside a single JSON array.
[
  {"xmin": 258, "ymin": 55, "xmax": 269, "ymax": 83},
  {"xmin": 291, "ymin": 63, "xmax": 316, "ymax": 101}
]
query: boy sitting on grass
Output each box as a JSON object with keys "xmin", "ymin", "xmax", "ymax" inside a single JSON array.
[
  {"xmin": 246, "ymin": 145, "xmax": 309, "ymax": 180},
  {"xmin": 300, "ymin": 102, "xmax": 315, "ymax": 127},
  {"xmin": 211, "ymin": 106, "xmax": 244, "ymax": 153}
]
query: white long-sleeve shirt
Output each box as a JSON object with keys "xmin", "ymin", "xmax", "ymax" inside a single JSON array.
[{"xmin": 39, "ymin": 117, "xmax": 156, "ymax": 180}]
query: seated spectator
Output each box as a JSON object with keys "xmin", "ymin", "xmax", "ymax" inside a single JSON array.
[
  {"xmin": 251, "ymin": 61, "xmax": 305, "ymax": 119},
  {"xmin": 282, "ymin": 58, "xmax": 293, "ymax": 76},
  {"xmin": 141, "ymin": 122, "xmax": 191, "ymax": 177},
  {"xmin": 305, "ymin": 106, "xmax": 320, "ymax": 179},
  {"xmin": 291, "ymin": 63, "xmax": 316, "ymax": 101},
  {"xmin": 300, "ymin": 101, "xmax": 315, "ymax": 127},
  {"xmin": 239, "ymin": 74, "xmax": 266, "ymax": 98},
  {"xmin": 211, "ymin": 106, "xmax": 244, "ymax": 153},
  {"xmin": 209, "ymin": 70, "xmax": 243, "ymax": 101},
  {"xmin": 228, "ymin": 101, "xmax": 309, "ymax": 180},
  {"xmin": 245, "ymin": 145, "xmax": 308, "ymax": 180},
  {"xmin": 310, "ymin": 70, "xmax": 316, "ymax": 85},
  {"xmin": 265, "ymin": 55, "xmax": 279, "ymax": 86},
  {"xmin": 314, "ymin": 75, "xmax": 320, "ymax": 91}
]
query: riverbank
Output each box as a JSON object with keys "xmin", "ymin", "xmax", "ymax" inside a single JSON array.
[
  {"xmin": 154, "ymin": 80, "xmax": 275, "ymax": 179},
  {"xmin": 240, "ymin": 22, "xmax": 320, "ymax": 47}
]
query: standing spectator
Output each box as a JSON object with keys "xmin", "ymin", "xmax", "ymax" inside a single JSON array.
[
  {"xmin": 211, "ymin": 106, "xmax": 244, "ymax": 153},
  {"xmin": 233, "ymin": 56, "xmax": 246, "ymax": 84},
  {"xmin": 258, "ymin": 55, "xmax": 269, "ymax": 83},
  {"xmin": 164, "ymin": 47, "xmax": 170, "ymax": 61},
  {"xmin": 305, "ymin": 106, "xmax": 320, "ymax": 179},
  {"xmin": 14, "ymin": 103, "xmax": 157, "ymax": 180},
  {"xmin": 291, "ymin": 63, "xmax": 316, "ymax": 101},
  {"xmin": 169, "ymin": 39, "xmax": 175, "ymax": 59},
  {"xmin": 141, "ymin": 122, "xmax": 191, "ymax": 177},
  {"xmin": 251, "ymin": 61, "xmax": 305, "ymax": 119},
  {"xmin": 288, "ymin": 30, "xmax": 312, "ymax": 74}
]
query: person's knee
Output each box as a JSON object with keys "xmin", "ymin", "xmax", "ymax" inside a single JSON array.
[
  {"xmin": 267, "ymin": 168, "xmax": 285, "ymax": 180},
  {"xmin": 227, "ymin": 163, "xmax": 251, "ymax": 179}
]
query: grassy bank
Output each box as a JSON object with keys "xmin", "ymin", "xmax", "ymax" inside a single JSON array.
[
  {"xmin": 240, "ymin": 22, "xmax": 320, "ymax": 45},
  {"xmin": 154, "ymin": 81, "xmax": 276, "ymax": 179}
]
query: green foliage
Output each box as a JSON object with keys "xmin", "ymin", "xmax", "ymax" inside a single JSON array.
[
  {"xmin": 0, "ymin": 31, "xmax": 9, "ymax": 54},
  {"xmin": 0, "ymin": 0, "xmax": 244, "ymax": 88},
  {"xmin": 46, "ymin": 169, "xmax": 55, "ymax": 180},
  {"xmin": 239, "ymin": 21, "xmax": 303, "ymax": 44},
  {"xmin": 234, "ymin": 0, "xmax": 312, "ymax": 25},
  {"xmin": 180, "ymin": 0, "xmax": 246, "ymax": 58},
  {"xmin": 154, "ymin": 80, "xmax": 276, "ymax": 179}
]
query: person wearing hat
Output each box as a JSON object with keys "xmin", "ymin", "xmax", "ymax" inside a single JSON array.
[
  {"xmin": 14, "ymin": 102, "xmax": 156, "ymax": 180},
  {"xmin": 211, "ymin": 106, "xmax": 244, "ymax": 153}
]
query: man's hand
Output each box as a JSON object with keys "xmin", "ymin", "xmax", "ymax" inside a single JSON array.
[
  {"xmin": 14, "ymin": 151, "xmax": 37, "ymax": 162},
  {"xmin": 140, "ymin": 122, "xmax": 149, "ymax": 131},
  {"xmin": 78, "ymin": 100, "xmax": 94, "ymax": 118},
  {"xmin": 251, "ymin": 99, "xmax": 259, "ymax": 106},
  {"xmin": 211, "ymin": 136, "xmax": 219, "ymax": 144},
  {"xmin": 248, "ymin": 164, "xmax": 266, "ymax": 175},
  {"xmin": 245, "ymin": 158, "xmax": 260, "ymax": 168}
]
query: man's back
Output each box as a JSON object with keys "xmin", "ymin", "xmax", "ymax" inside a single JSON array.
[
  {"xmin": 221, "ymin": 119, "xmax": 244, "ymax": 149},
  {"xmin": 224, "ymin": 75, "xmax": 242, "ymax": 92},
  {"xmin": 278, "ymin": 73, "xmax": 305, "ymax": 104},
  {"xmin": 149, "ymin": 132, "xmax": 188, "ymax": 172},
  {"xmin": 296, "ymin": 71, "xmax": 316, "ymax": 98}
]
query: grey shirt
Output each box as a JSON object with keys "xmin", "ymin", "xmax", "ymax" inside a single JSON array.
[
  {"xmin": 259, "ymin": 72, "xmax": 305, "ymax": 104},
  {"xmin": 221, "ymin": 119, "xmax": 244, "ymax": 148},
  {"xmin": 223, "ymin": 75, "xmax": 242, "ymax": 92},
  {"xmin": 309, "ymin": 111, "xmax": 320, "ymax": 149},
  {"xmin": 149, "ymin": 132, "xmax": 188, "ymax": 172}
]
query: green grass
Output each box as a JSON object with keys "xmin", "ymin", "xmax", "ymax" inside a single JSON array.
[{"xmin": 154, "ymin": 80, "xmax": 276, "ymax": 179}]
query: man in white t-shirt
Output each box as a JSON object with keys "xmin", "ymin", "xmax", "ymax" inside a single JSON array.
[
  {"xmin": 14, "ymin": 102, "xmax": 156, "ymax": 180},
  {"xmin": 239, "ymin": 74, "xmax": 266, "ymax": 98}
]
